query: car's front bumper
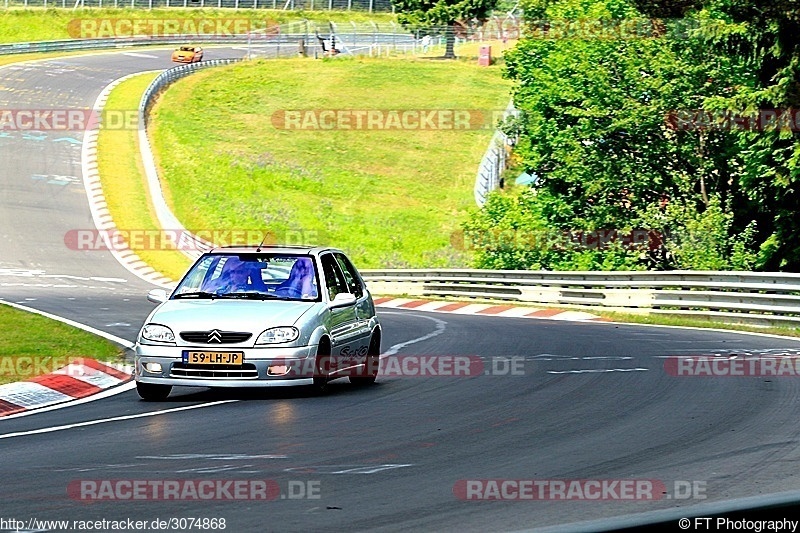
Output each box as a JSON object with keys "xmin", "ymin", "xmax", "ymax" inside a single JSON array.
[{"xmin": 135, "ymin": 343, "xmax": 316, "ymax": 388}]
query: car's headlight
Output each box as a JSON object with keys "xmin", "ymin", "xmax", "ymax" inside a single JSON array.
[
  {"xmin": 140, "ymin": 324, "xmax": 175, "ymax": 343},
  {"xmin": 255, "ymin": 327, "xmax": 299, "ymax": 345}
]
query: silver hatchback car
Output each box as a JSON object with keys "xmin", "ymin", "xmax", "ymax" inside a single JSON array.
[{"xmin": 134, "ymin": 246, "xmax": 381, "ymax": 400}]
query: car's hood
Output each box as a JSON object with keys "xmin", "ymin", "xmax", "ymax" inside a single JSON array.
[{"xmin": 149, "ymin": 299, "xmax": 317, "ymax": 334}]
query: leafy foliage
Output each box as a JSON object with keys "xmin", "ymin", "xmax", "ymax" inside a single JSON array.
[
  {"xmin": 465, "ymin": 0, "xmax": 800, "ymax": 271},
  {"xmin": 392, "ymin": 0, "xmax": 500, "ymax": 57}
]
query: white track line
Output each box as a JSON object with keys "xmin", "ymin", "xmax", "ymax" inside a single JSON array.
[
  {"xmin": 380, "ymin": 312, "xmax": 447, "ymax": 356},
  {"xmin": 0, "ymin": 400, "xmax": 237, "ymax": 440}
]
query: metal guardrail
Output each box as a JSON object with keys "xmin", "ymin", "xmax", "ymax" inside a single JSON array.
[
  {"xmin": 0, "ymin": 33, "xmax": 329, "ymax": 56},
  {"xmin": 0, "ymin": 32, "xmax": 420, "ymax": 57},
  {"xmin": 360, "ymin": 269, "xmax": 800, "ymax": 327},
  {"xmin": 140, "ymin": 57, "xmax": 243, "ymax": 116},
  {"xmin": 474, "ymin": 101, "xmax": 517, "ymax": 206},
  {"xmin": 138, "ymin": 58, "xmax": 248, "ymax": 257}
]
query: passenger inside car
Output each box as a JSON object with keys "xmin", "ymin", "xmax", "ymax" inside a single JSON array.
[{"xmin": 276, "ymin": 257, "xmax": 317, "ymax": 299}]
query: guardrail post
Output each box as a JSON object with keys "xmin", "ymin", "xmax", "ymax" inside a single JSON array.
[{"xmin": 347, "ymin": 0, "xmax": 351, "ymax": 10}]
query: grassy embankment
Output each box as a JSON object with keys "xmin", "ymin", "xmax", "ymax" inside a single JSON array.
[
  {"xmin": 148, "ymin": 54, "xmax": 511, "ymax": 269},
  {"xmin": 0, "ymin": 304, "xmax": 124, "ymax": 385}
]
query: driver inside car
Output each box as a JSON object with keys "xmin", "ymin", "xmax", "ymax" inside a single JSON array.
[{"xmin": 205, "ymin": 258, "xmax": 264, "ymax": 294}]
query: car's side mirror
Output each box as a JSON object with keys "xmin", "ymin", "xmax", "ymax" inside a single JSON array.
[
  {"xmin": 329, "ymin": 292, "xmax": 356, "ymax": 308},
  {"xmin": 147, "ymin": 289, "xmax": 168, "ymax": 304}
]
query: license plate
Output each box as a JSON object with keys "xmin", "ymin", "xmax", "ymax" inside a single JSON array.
[{"xmin": 182, "ymin": 351, "xmax": 244, "ymax": 365}]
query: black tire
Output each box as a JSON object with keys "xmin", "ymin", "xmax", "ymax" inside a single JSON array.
[
  {"xmin": 312, "ymin": 339, "xmax": 332, "ymax": 395},
  {"xmin": 349, "ymin": 332, "xmax": 380, "ymax": 386},
  {"xmin": 136, "ymin": 382, "xmax": 172, "ymax": 401}
]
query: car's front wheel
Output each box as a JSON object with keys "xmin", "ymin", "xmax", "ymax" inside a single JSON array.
[
  {"xmin": 136, "ymin": 382, "xmax": 172, "ymax": 401},
  {"xmin": 312, "ymin": 339, "xmax": 332, "ymax": 395},
  {"xmin": 349, "ymin": 332, "xmax": 380, "ymax": 386}
]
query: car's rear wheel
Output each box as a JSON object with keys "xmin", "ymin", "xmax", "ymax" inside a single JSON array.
[
  {"xmin": 312, "ymin": 339, "xmax": 332, "ymax": 395},
  {"xmin": 349, "ymin": 332, "xmax": 380, "ymax": 386},
  {"xmin": 136, "ymin": 382, "xmax": 172, "ymax": 401}
]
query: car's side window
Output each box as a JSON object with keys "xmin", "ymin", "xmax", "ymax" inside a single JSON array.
[
  {"xmin": 321, "ymin": 254, "xmax": 349, "ymax": 301},
  {"xmin": 334, "ymin": 253, "xmax": 364, "ymax": 299}
]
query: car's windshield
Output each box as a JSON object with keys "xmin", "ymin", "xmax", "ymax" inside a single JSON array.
[
  {"xmin": 179, "ymin": 46, "xmax": 194, "ymax": 51},
  {"xmin": 173, "ymin": 253, "xmax": 320, "ymax": 301}
]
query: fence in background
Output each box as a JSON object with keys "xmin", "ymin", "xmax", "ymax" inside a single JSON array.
[
  {"xmin": 0, "ymin": 33, "xmax": 303, "ymax": 54},
  {"xmin": 361, "ymin": 269, "xmax": 800, "ymax": 327},
  {"xmin": 3, "ymin": 0, "xmax": 395, "ymax": 11}
]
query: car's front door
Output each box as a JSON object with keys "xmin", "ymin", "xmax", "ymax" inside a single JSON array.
[{"xmin": 320, "ymin": 253, "xmax": 362, "ymax": 371}]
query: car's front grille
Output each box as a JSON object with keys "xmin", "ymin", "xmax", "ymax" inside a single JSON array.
[
  {"xmin": 170, "ymin": 363, "xmax": 259, "ymax": 379},
  {"xmin": 180, "ymin": 331, "xmax": 253, "ymax": 344}
]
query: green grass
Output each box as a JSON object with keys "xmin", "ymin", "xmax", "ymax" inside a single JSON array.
[
  {"xmin": 0, "ymin": 304, "xmax": 124, "ymax": 385},
  {"xmin": 0, "ymin": 8, "xmax": 397, "ymax": 43},
  {"xmin": 149, "ymin": 55, "xmax": 512, "ymax": 268},
  {"xmin": 597, "ymin": 310, "xmax": 800, "ymax": 338},
  {"xmin": 97, "ymin": 72, "xmax": 193, "ymax": 281}
]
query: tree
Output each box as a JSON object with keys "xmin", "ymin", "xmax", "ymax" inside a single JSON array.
[
  {"xmin": 702, "ymin": 0, "xmax": 800, "ymax": 270},
  {"xmin": 465, "ymin": 0, "xmax": 760, "ymax": 270},
  {"xmin": 392, "ymin": 0, "xmax": 500, "ymax": 58}
]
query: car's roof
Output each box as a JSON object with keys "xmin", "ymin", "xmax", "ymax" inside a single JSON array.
[{"xmin": 208, "ymin": 245, "xmax": 342, "ymax": 256}]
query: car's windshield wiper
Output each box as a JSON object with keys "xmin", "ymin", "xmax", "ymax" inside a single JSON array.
[
  {"xmin": 173, "ymin": 291, "xmax": 218, "ymax": 299},
  {"xmin": 214, "ymin": 292, "xmax": 291, "ymax": 300}
]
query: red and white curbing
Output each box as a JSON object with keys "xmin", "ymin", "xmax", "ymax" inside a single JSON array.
[
  {"xmin": 0, "ymin": 359, "xmax": 133, "ymax": 417},
  {"xmin": 374, "ymin": 297, "xmax": 603, "ymax": 321},
  {"xmin": 81, "ymin": 72, "xmax": 175, "ymax": 288}
]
